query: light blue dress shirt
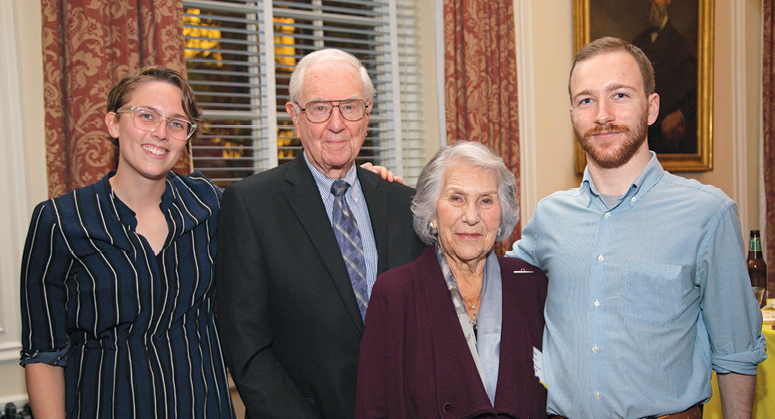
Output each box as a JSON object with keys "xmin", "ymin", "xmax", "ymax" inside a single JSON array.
[
  {"xmin": 304, "ymin": 154, "xmax": 378, "ymax": 296},
  {"xmin": 507, "ymin": 152, "xmax": 766, "ymax": 418}
]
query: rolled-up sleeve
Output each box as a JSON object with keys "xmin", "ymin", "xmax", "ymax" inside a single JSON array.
[
  {"xmin": 700, "ymin": 204, "xmax": 767, "ymax": 375},
  {"xmin": 20, "ymin": 202, "xmax": 71, "ymax": 367}
]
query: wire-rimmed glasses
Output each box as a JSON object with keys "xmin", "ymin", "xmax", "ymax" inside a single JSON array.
[
  {"xmin": 299, "ymin": 99, "xmax": 369, "ymax": 123},
  {"xmin": 115, "ymin": 106, "xmax": 197, "ymax": 141}
]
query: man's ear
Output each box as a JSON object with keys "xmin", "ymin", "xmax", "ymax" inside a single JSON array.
[
  {"xmin": 286, "ymin": 102, "xmax": 302, "ymax": 138},
  {"xmin": 647, "ymin": 93, "xmax": 660, "ymax": 126},
  {"xmin": 286, "ymin": 102, "xmax": 299, "ymax": 124}
]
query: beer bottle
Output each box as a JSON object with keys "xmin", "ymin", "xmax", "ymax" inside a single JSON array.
[{"xmin": 747, "ymin": 230, "xmax": 767, "ymax": 308}]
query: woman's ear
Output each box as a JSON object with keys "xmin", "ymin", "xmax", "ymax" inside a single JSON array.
[{"xmin": 105, "ymin": 112, "xmax": 120, "ymax": 139}]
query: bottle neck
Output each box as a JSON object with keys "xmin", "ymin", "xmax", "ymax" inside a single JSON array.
[{"xmin": 749, "ymin": 249, "xmax": 764, "ymax": 259}]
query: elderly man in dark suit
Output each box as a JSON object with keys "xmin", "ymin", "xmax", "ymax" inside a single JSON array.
[{"xmin": 215, "ymin": 48, "xmax": 425, "ymax": 419}]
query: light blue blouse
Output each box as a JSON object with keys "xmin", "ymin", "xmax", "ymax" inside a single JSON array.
[{"xmin": 436, "ymin": 244, "xmax": 502, "ymax": 406}]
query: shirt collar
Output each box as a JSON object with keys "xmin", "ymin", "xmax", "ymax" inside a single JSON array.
[
  {"xmin": 101, "ymin": 171, "xmax": 176, "ymax": 229},
  {"xmin": 658, "ymin": 16, "xmax": 669, "ymax": 31},
  {"xmin": 581, "ymin": 151, "xmax": 665, "ymax": 208},
  {"xmin": 303, "ymin": 152, "xmax": 360, "ymax": 202}
]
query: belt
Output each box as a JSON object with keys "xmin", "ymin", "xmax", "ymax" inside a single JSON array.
[
  {"xmin": 547, "ymin": 404, "xmax": 702, "ymax": 419},
  {"xmin": 654, "ymin": 404, "xmax": 702, "ymax": 419}
]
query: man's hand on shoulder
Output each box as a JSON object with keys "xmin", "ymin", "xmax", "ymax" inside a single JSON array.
[{"xmin": 360, "ymin": 162, "xmax": 405, "ymax": 184}]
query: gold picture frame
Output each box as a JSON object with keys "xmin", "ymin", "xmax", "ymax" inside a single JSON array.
[{"xmin": 573, "ymin": 0, "xmax": 714, "ymax": 173}]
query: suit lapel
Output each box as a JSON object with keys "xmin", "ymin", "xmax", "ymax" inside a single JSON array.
[
  {"xmin": 423, "ymin": 252, "xmax": 532, "ymax": 416},
  {"xmin": 492, "ymin": 258, "xmax": 534, "ymax": 413},
  {"xmin": 420, "ymin": 249, "xmax": 492, "ymax": 412},
  {"xmin": 284, "ymin": 154, "xmax": 365, "ymax": 332},
  {"xmin": 356, "ymin": 167, "xmax": 389, "ymax": 274}
]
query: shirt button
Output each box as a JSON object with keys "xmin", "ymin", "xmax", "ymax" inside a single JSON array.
[
  {"xmin": 630, "ymin": 197, "xmax": 637, "ymax": 203},
  {"xmin": 593, "ymin": 345, "xmax": 598, "ymax": 353},
  {"xmin": 594, "ymin": 300, "xmax": 600, "ymax": 307},
  {"xmin": 598, "ymin": 255, "xmax": 604, "ymax": 262},
  {"xmin": 595, "ymin": 391, "xmax": 601, "ymax": 398},
  {"xmin": 604, "ymin": 212, "xmax": 610, "ymax": 219}
]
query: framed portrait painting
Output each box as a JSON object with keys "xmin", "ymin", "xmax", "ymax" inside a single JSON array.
[{"xmin": 573, "ymin": 0, "xmax": 714, "ymax": 173}]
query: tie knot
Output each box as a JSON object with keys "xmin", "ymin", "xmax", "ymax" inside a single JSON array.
[{"xmin": 331, "ymin": 179, "xmax": 350, "ymax": 197}]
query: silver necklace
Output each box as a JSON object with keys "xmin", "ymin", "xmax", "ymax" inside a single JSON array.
[{"xmin": 463, "ymin": 292, "xmax": 482, "ymax": 329}]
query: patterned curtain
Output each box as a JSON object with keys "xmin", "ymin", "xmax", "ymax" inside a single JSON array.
[
  {"xmin": 444, "ymin": 0, "xmax": 521, "ymax": 253},
  {"xmin": 42, "ymin": 0, "xmax": 189, "ymax": 198},
  {"xmin": 764, "ymin": 0, "xmax": 775, "ymax": 294}
]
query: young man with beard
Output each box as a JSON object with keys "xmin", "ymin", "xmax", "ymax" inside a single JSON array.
[{"xmin": 507, "ymin": 37, "xmax": 766, "ymax": 419}]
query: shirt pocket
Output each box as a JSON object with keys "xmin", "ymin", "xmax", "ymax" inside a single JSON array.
[{"xmin": 624, "ymin": 261, "xmax": 682, "ymax": 326}]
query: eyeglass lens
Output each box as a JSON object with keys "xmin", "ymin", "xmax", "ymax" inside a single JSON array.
[
  {"xmin": 131, "ymin": 108, "xmax": 193, "ymax": 140},
  {"xmin": 304, "ymin": 100, "xmax": 367, "ymax": 123}
]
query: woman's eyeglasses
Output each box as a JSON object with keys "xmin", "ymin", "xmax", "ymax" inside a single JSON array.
[{"xmin": 115, "ymin": 106, "xmax": 196, "ymax": 141}]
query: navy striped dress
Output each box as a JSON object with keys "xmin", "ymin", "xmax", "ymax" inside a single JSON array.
[{"xmin": 20, "ymin": 171, "xmax": 235, "ymax": 418}]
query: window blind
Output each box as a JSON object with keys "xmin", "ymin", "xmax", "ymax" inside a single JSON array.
[{"xmin": 183, "ymin": 0, "xmax": 424, "ymax": 187}]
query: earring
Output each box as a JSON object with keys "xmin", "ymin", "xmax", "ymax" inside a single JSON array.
[
  {"xmin": 497, "ymin": 225, "xmax": 505, "ymax": 237},
  {"xmin": 429, "ymin": 221, "xmax": 438, "ymax": 236}
]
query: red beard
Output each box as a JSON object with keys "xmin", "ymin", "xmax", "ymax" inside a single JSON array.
[{"xmin": 575, "ymin": 114, "xmax": 649, "ymax": 169}]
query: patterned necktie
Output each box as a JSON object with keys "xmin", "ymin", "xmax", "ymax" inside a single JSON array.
[{"xmin": 331, "ymin": 179, "xmax": 369, "ymax": 319}]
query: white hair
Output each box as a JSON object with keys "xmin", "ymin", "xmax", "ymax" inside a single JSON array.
[
  {"xmin": 288, "ymin": 49, "xmax": 375, "ymax": 105},
  {"xmin": 412, "ymin": 141, "xmax": 520, "ymax": 245}
]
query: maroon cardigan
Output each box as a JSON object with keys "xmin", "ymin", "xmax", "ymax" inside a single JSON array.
[{"xmin": 355, "ymin": 245, "xmax": 548, "ymax": 419}]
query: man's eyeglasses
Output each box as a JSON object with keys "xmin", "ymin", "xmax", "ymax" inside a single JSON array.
[
  {"xmin": 115, "ymin": 106, "xmax": 197, "ymax": 141},
  {"xmin": 299, "ymin": 99, "xmax": 369, "ymax": 123}
]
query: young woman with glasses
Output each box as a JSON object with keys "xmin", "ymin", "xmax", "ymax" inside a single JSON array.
[{"xmin": 19, "ymin": 67, "xmax": 235, "ymax": 418}]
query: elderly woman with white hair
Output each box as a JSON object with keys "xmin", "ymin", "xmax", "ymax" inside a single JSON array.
[{"xmin": 355, "ymin": 141, "xmax": 548, "ymax": 418}]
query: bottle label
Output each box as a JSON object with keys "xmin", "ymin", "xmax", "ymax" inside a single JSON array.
[{"xmin": 749, "ymin": 238, "xmax": 762, "ymax": 252}]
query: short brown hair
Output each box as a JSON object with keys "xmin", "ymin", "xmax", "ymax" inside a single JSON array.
[
  {"xmin": 106, "ymin": 66, "xmax": 201, "ymax": 145},
  {"xmin": 568, "ymin": 36, "xmax": 655, "ymax": 100}
]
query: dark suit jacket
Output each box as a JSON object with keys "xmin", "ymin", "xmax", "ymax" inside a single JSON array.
[
  {"xmin": 355, "ymin": 246, "xmax": 548, "ymax": 419},
  {"xmin": 215, "ymin": 153, "xmax": 425, "ymax": 419}
]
